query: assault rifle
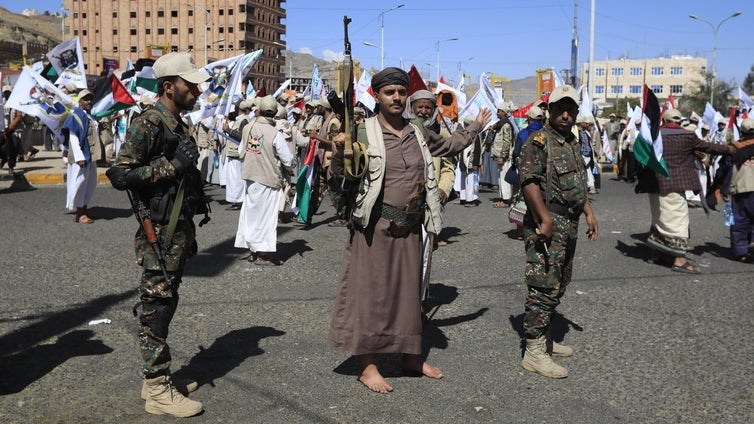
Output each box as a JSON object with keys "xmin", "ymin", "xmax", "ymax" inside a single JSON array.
[
  {"xmin": 340, "ymin": 15, "xmax": 367, "ymax": 181},
  {"xmin": 127, "ymin": 189, "xmax": 172, "ymax": 287}
]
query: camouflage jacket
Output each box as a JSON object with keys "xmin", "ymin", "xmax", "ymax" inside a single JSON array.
[
  {"xmin": 114, "ymin": 101, "xmax": 206, "ymax": 220},
  {"xmin": 519, "ymin": 123, "xmax": 588, "ymax": 212}
]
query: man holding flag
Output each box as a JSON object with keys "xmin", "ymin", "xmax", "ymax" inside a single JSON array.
[{"xmin": 643, "ymin": 108, "xmax": 736, "ymax": 274}]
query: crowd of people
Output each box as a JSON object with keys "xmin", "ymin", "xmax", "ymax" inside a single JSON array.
[{"xmin": 4, "ymin": 51, "xmax": 752, "ymax": 417}]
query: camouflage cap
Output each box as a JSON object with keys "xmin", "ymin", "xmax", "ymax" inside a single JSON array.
[{"xmin": 152, "ymin": 52, "xmax": 210, "ymax": 84}]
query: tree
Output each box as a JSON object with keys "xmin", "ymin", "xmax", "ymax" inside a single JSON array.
[
  {"xmin": 742, "ymin": 65, "xmax": 754, "ymax": 94},
  {"xmin": 677, "ymin": 70, "xmax": 735, "ymax": 114}
]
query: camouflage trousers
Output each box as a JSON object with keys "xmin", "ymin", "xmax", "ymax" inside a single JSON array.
[
  {"xmin": 522, "ymin": 214, "xmax": 579, "ymax": 339},
  {"xmin": 135, "ymin": 222, "xmax": 195, "ymax": 377}
]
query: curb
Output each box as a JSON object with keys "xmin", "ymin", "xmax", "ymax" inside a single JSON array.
[{"xmin": 23, "ymin": 172, "xmax": 110, "ymax": 186}]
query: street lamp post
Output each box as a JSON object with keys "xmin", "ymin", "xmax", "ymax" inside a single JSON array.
[
  {"xmin": 435, "ymin": 37, "xmax": 459, "ymax": 85},
  {"xmin": 204, "ymin": 9, "xmax": 210, "ymax": 65},
  {"xmin": 689, "ymin": 11, "xmax": 742, "ymax": 106},
  {"xmin": 378, "ymin": 4, "xmax": 404, "ymax": 70}
]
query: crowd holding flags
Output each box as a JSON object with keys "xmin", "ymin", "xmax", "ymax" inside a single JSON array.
[{"xmin": 4, "ymin": 66, "xmax": 76, "ymax": 142}]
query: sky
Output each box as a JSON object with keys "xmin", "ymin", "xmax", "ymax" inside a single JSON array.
[{"xmin": 9, "ymin": 1, "xmax": 754, "ymax": 87}]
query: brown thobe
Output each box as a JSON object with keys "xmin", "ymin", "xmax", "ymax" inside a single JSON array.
[{"xmin": 328, "ymin": 120, "xmax": 480, "ymax": 355}]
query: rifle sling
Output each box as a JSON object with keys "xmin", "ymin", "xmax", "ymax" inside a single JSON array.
[{"xmin": 163, "ymin": 176, "xmax": 185, "ymax": 247}]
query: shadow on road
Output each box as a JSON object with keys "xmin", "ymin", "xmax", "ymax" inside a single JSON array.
[
  {"xmin": 175, "ymin": 326, "xmax": 285, "ymax": 388},
  {"xmin": 85, "ymin": 205, "xmax": 133, "ymax": 221},
  {"xmin": 0, "ymin": 174, "xmax": 36, "ymax": 194},
  {"xmin": 0, "ymin": 330, "xmax": 113, "ymax": 395},
  {"xmin": 0, "ymin": 290, "xmax": 133, "ymax": 394}
]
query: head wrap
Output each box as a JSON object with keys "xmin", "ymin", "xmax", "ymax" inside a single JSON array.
[
  {"xmin": 371, "ymin": 67, "xmax": 409, "ymax": 93},
  {"xmin": 409, "ymin": 90, "xmax": 436, "ymax": 104}
]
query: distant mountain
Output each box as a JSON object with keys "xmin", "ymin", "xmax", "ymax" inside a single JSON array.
[
  {"xmin": 0, "ymin": 6, "xmax": 62, "ymax": 66},
  {"xmin": 285, "ymin": 50, "xmax": 540, "ymax": 106}
]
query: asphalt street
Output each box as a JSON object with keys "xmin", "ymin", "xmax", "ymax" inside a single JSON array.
[{"xmin": 0, "ymin": 174, "xmax": 752, "ymax": 423}]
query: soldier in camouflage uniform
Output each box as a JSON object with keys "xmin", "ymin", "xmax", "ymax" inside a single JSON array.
[
  {"xmin": 518, "ymin": 85, "xmax": 599, "ymax": 378},
  {"xmin": 106, "ymin": 53, "xmax": 209, "ymax": 417}
]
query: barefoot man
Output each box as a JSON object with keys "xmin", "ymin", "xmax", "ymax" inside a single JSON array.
[{"xmin": 327, "ymin": 67, "xmax": 491, "ymax": 393}]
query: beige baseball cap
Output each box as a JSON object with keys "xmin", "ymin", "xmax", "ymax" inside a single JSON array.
[
  {"xmin": 258, "ymin": 95, "xmax": 279, "ymax": 114},
  {"xmin": 78, "ymin": 89, "xmax": 94, "ymax": 100},
  {"xmin": 662, "ymin": 108, "xmax": 682, "ymax": 123},
  {"xmin": 2, "ymin": 85, "xmax": 12, "ymax": 93},
  {"xmin": 740, "ymin": 118, "xmax": 754, "ymax": 135},
  {"xmin": 527, "ymin": 106, "xmax": 544, "ymax": 120},
  {"xmin": 152, "ymin": 52, "xmax": 210, "ymax": 84},
  {"xmin": 548, "ymin": 85, "xmax": 578, "ymax": 105}
]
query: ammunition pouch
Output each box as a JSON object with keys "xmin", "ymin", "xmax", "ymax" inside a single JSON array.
[
  {"xmin": 148, "ymin": 185, "xmax": 177, "ymax": 225},
  {"xmin": 381, "ymin": 203, "xmax": 423, "ymax": 238}
]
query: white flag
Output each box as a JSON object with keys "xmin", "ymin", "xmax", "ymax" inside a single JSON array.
[
  {"xmin": 6, "ymin": 67, "xmax": 76, "ymax": 142},
  {"xmin": 738, "ymin": 87, "xmax": 753, "ymax": 111},
  {"xmin": 273, "ymin": 78, "xmax": 292, "ymax": 99},
  {"xmin": 354, "ymin": 70, "xmax": 375, "ymax": 112},
  {"xmin": 479, "ymin": 72, "xmax": 503, "ymax": 105},
  {"xmin": 190, "ymin": 50, "xmax": 262, "ymax": 123},
  {"xmin": 311, "ymin": 64, "xmax": 326, "ymax": 100},
  {"xmin": 47, "ymin": 37, "xmax": 87, "ymax": 89},
  {"xmin": 458, "ymin": 89, "xmax": 498, "ymax": 130}
]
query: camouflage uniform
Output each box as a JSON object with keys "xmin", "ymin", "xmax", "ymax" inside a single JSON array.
[
  {"xmin": 114, "ymin": 101, "xmax": 206, "ymax": 377},
  {"xmin": 518, "ymin": 123, "xmax": 588, "ymax": 339}
]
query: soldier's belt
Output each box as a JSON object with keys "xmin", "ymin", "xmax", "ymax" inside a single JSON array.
[
  {"xmin": 381, "ymin": 203, "xmax": 422, "ymax": 237},
  {"xmin": 548, "ymin": 202, "xmax": 582, "ymax": 221}
]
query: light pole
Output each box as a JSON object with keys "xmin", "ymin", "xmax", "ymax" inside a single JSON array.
[
  {"xmin": 689, "ymin": 11, "xmax": 742, "ymax": 106},
  {"xmin": 377, "ymin": 4, "xmax": 404, "ymax": 69},
  {"xmin": 435, "ymin": 37, "xmax": 458, "ymax": 84},
  {"xmin": 204, "ymin": 9, "xmax": 210, "ymax": 65}
]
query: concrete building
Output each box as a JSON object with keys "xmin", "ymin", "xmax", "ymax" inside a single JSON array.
[
  {"xmin": 62, "ymin": 0, "xmax": 286, "ymax": 93},
  {"xmin": 581, "ymin": 56, "xmax": 707, "ymax": 106}
]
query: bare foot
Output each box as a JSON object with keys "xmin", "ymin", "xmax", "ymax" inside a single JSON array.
[
  {"xmin": 401, "ymin": 355, "xmax": 444, "ymax": 379},
  {"xmin": 358, "ymin": 363, "xmax": 393, "ymax": 394}
]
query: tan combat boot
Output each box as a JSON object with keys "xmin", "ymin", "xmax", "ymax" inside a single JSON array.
[
  {"xmin": 141, "ymin": 376, "xmax": 199, "ymax": 400},
  {"xmin": 521, "ymin": 336, "xmax": 568, "ymax": 378},
  {"xmin": 550, "ymin": 340, "xmax": 573, "ymax": 357},
  {"xmin": 144, "ymin": 375, "xmax": 203, "ymax": 417}
]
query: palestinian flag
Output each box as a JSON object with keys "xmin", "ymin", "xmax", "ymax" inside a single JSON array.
[
  {"xmin": 292, "ymin": 138, "xmax": 319, "ymax": 224},
  {"xmin": 91, "ymin": 74, "xmax": 137, "ymax": 119},
  {"xmin": 633, "ymin": 85, "xmax": 670, "ymax": 178}
]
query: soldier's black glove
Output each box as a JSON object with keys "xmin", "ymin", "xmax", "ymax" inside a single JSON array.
[
  {"xmin": 170, "ymin": 139, "xmax": 199, "ymax": 176},
  {"xmin": 106, "ymin": 166, "xmax": 142, "ymax": 190}
]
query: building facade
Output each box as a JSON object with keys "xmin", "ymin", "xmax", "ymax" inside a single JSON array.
[
  {"xmin": 581, "ymin": 56, "xmax": 707, "ymax": 105},
  {"xmin": 62, "ymin": 0, "xmax": 286, "ymax": 92}
]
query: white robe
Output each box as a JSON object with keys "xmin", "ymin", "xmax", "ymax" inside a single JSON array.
[
  {"xmin": 65, "ymin": 133, "xmax": 97, "ymax": 211},
  {"xmin": 234, "ymin": 181, "xmax": 282, "ymax": 253},
  {"xmin": 225, "ymin": 157, "xmax": 244, "ymax": 203}
]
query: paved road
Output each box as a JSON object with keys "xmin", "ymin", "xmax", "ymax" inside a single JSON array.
[{"xmin": 0, "ymin": 176, "xmax": 751, "ymax": 423}]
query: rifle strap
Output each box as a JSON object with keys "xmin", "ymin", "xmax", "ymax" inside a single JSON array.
[{"xmin": 163, "ymin": 177, "xmax": 185, "ymax": 246}]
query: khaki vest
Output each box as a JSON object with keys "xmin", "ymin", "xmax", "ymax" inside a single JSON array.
[
  {"xmin": 239, "ymin": 117, "xmax": 285, "ymax": 188},
  {"xmin": 350, "ymin": 117, "xmax": 443, "ymax": 234}
]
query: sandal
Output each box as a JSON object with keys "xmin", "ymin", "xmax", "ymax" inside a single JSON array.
[
  {"xmin": 670, "ymin": 261, "xmax": 700, "ymax": 274},
  {"xmin": 492, "ymin": 201, "xmax": 509, "ymax": 208}
]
